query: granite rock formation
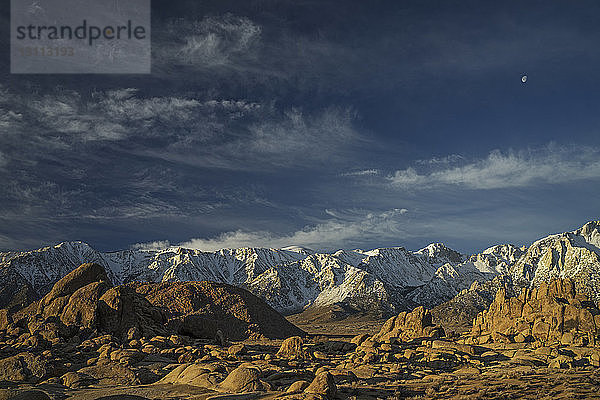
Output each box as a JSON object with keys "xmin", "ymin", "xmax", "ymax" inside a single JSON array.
[
  {"xmin": 471, "ymin": 278, "xmax": 600, "ymax": 346},
  {"xmin": 374, "ymin": 306, "xmax": 445, "ymax": 342}
]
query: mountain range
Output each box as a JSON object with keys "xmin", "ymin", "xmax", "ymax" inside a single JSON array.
[{"xmin": 1, "ymin": 220, "xmax": 599, "ymax": 316}]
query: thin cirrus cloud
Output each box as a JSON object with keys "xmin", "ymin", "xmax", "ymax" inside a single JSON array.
[
  {"xmin": 178, "ymin": 15, "xmax": 261, "ymax": 66},
  {"xmin": 0, "ymin": 85, "xmax": 363, "ymax": 171},
  {"xmin": 135, "ymin": 208, "xmax": 409, "ymax": 252},
  {"xmin": 155, "ymin": 14, "xmax": 262, "ymax": 69},
  {"xmin": 341, "ymin": 169, "xmax": 380, "ymax": 177},
  {"xmin": 151, "ymin": 12, "xmax": 358, "ymax": 95},
  {"xmin": 388, "ymin": 145, "xmax": 600, "ymax": 190},
  {"xmin": 0, "ymin": 82, "xmax": 367, "ymax": 239}
]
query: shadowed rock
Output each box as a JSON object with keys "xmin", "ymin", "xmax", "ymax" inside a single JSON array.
[
  {"xmin": 97, "ymin": 286, "xmax": 167, "ymax": 340},
  {"xmin": 61, "ymin": 280, "xmax": 111, "ymax": 328},
  {"xmin": 4, "ymin": 390, "xmax": 51, "ymax": 400},
  {"xmin": 129, "ymin": 281, "xmax": 305, "ymax": 340}
]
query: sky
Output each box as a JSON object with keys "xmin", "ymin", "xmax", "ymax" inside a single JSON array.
[{"xmin": 1, "ymin": 0, "xmax": 600, "ymax": 254}]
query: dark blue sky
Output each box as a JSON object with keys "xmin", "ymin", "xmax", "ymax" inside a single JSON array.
[{"xmin": 1, "ymin": 0, "xmax": 599, "ymax": 253}]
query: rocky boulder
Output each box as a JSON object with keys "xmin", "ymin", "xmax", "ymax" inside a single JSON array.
[
  {"xmin": 219, "ymin": 365, "xmax": 271, "ymax": 393},
  {"xmin": 276, "ymin": 336, "xmax": 308, "ymax": 359},
  {"xmin": 41, "ymin": 262, "xmax": 109, "ymax": 303},
  {"xmin": 8, "ymin": 263, "xmax": 112, "ymax": 338},
  {"xmin": 471, "ymin": 278, "xmax": 600, "ymax": 345},
  {"xmin": 373, "ymin": 306, "xmax": 445, "ymax": 342},
  {"xmin": 76, "ymin": 360, "xmax": 140, "ymax": 386},
  {"xmin": 129, "ymin": 281, "xmax": 304, "ymax": 340},
  {"xmin": 0, "ymin": 355, "xmax": 28, "ymax": 382},
  {"xmin": 7, "ymin": 263, "xmax": 169, "ymax": 341},
  {"xmin": 60, "ymin": 281, "xmax": 111, "ymax": 327},
  {"xmin": 0, "ymin": 352, "xmax": 65, "ymax": 383},
  {"xmin": 97, "ymin": 286, "xmax": 167, "ymax": 340},
  {"xmin": 305, "ymin": 371, "xmax": 336, "ymax": 399},
  {"xmin": 157, "ymin": 363, "xmax": 220, "ymax": 388}
]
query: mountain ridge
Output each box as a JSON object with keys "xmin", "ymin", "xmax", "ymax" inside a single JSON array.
[{"xmin": 1, "ymin": 220, "xmax": 599, "ymax": 315}]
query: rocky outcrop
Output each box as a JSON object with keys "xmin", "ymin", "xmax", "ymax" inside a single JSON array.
[
  {"xmin": 60, "ymin": 281, "xmax": 111, "ymax": 328},
  {"xmin": 8, "ymin": 262, "xmax": 113, "ymax": 340},
  {"xmin": 130, "ymin": 281, "xmax": 305, "ymax": 340},
  {"xmin": 18, "ymin": 262, "xmax": 112, "ymax": 329},
  {"xmin": 276, "ymin": 336, "xmax": 308, "ymax": 359},
  {"xmin": 42, "ymin": 262, "xmax": 109, "ymax": 302},
  {"xmin": 373, "ymin": 306, "xmax": 445, "ymax": 342},
  {"xmin": 471, "ymin": 278, "xmax": 600, "ymax": 346},
  {"xmin": 8, "ymin": 262, "xmax": 167, "ymax": 341},
  {"xmin": 431, "ymin": 275, "xmax": 516, "ymax": 333},
  {"xmin": 6, "ymin": 262, "xmax": 303, "ymax": 343},
  {"xmin": 96, "ymin": 286, "xmax": 167, "ymax": 340}
]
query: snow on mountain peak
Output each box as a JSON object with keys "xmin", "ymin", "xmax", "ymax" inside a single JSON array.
[
  {"xmin": 416, "ymin": 242, "xmax": 464, "ymax": 265},
  {"xmin": 3, "ymin": 220, "xmax": 600, "ymax": 314},
  {"xmin": 574, "ymin": 220, "xmax": 600, "ymax": 250}
]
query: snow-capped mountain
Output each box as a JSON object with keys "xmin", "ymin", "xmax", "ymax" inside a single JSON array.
[
  {"xmin": 0, "ymin": 242, "xmax": 447, "ymax": 313},
  {"xmin": 472, "ymin": 244, "xmax": 526, "ymax": 275},
  {"xmin": 414, "ymin": 242, "xmax": 465, "ymax": 266},
  {"xmin": 0, "ymin": 241, "xmax": 115, "ymax": 294},
  {"xmin": 1, "ymin": 220, "xmax": 599, "ymax": 314},
  {"xmin": 509, "ymin": 220, "xmax": 600, "ymax": 301},
  {"xmin": 406, "ymin": 244, "xmax": 522, "ymax": 306}
]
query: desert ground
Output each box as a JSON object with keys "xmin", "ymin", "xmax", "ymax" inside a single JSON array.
[{"xmin": 0, "ymin": 263, "xmax": 599, "ymax": 399}]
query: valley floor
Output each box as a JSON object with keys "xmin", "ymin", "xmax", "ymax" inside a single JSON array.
[{"xmin": 3, "ymin": 315, "xmax": 600, "ymax": 400}]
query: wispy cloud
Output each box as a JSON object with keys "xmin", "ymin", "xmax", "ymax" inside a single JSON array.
[
  {"xmin": 131, "ymin": 240, "xmax": 172, "ymax": 251},
  {"xmin": 177, "ymin": 15, "xmax": 261, "ymax": 66},
  {"xmin": 0, "ymin": 85, "xmax": 363, "ymax": 170},
  {"xmin": 389, "ymin": 145, "xmax": 600, "ymax": 190},
  {"xmin": 167, "ymin": 208, "xmax": 409, "ymax": 252},
  {"xmin": 0, "ymin": 83, "xmax": 369, "ymax": 250},
  {"xmin": 415, "ymin": 154, "xmax": 464, "ymax": 166},
  {"xmin": 152, "ymin": 14, "xmax": 262, "ymax": 73},
  {"xmin": 341, "ymin": 169, "xmax": 380, "ymax": 177}
]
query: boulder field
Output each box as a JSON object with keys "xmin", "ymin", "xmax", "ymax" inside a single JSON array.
[{"xmin": 0, "ymin": 264, "xmax": 599, "ymax": 399}]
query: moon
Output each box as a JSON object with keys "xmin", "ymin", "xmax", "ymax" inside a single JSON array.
[{"xmin": 521, "ymin": 75, "xmax": 527, "ymax": 83}]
